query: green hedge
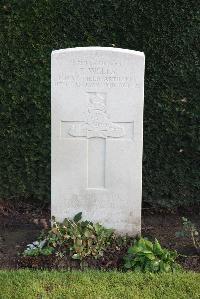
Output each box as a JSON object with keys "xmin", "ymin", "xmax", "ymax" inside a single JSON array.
[{"xmin": 0, "ymin": 0, "xmax": 199, "ymax": 207}]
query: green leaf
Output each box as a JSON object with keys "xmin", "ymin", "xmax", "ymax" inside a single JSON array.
[
  {"xmin": 150, "ymin": 260, "xmax": 160, "ymax": 272},
  {"xmin": 143, "ymin": 239, "xmax": 154, "ymax": 250},
  {"xmin": 129, "ymin": 245, "xmax": 143, "ymax": 254},
  {"xmin": 84, "ymin": 230, "xmax": 93, "ymax": 238},
  {"xmin": 153, "ymin": 239, "xmax": 163, "ymax": 255},
  {"xmin": 124, "ymin": 261, "xmax": 132, "ymax": 269},
  {"xmin": 73, "ymin": 212, "xmax": 82, "ymax": 223},
  {"xmin": 145, "ymin": 253, "xmax": 156, "ymax": 260},
  {"xmin": 137, "ymin": 238, "xmax": 146, "ymax": 247},
  {"xmin": 163, "ymin": 263, "xmax": 171, "ymax": 272},
  {"xmin": 142, "ymin": 250, "xmax": 153, "ymax": 254}
]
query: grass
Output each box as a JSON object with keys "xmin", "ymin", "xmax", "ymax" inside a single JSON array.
[{"xmin": 0, "ymin": 270, "xmax": 200, "ymax": 299}]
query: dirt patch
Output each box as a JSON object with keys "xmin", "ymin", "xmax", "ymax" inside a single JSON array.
[
  {"xmin": 0, "ymin": 200, "xmax": 50, "ymax": 269},
  {"xmin": 142, "ymin": 212, "xmax": 200, "ymax": 272},
  {"xmin": 0, "ymin": 200, "xmax": 199, "ymax": 271}
]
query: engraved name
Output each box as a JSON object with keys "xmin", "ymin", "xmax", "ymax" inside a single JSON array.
[{"xmin": 54, "ymin": 57, "xmax": 134, "ymax": 88}]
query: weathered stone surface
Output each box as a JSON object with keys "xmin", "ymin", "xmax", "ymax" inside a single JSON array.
[{"xmin": 51, "ymin": 47, "xmax": 145, "ymax": 235}]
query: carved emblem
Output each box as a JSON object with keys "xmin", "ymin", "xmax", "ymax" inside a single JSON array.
[{"xmin": 68, "ymin": 92, "xmax": 125, "ymax": 138}]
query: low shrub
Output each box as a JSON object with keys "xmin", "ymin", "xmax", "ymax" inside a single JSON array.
[
  {"xmin": 23, "ymin": 214, "xmax": 180, "ymax": 272},
  {"xmin": 23, "ymin": 212, "xmax": 130, "ymax": 261},
  {"xmin": 124, "ymin": 238, "xmax": 179, "ymax": 273}
]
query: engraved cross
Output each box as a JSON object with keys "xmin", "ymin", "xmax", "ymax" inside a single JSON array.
[{"xmin": 62, "ymin": 92, "xmax": 134, "ymax": 188}]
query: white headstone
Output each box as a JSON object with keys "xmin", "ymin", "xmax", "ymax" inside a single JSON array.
[{"xmin": 51, "ymin": 47, "xmax": 145, "ymax": 235}]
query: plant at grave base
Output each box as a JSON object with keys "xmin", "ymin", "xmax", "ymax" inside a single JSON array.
[
  {"xmin": 22, "ymin": 212, "xmax": 132, "ymax": 260},
  {"xmin": 176, "ymin": 217, "xmax": 200, "ymax": 254},
  {"xmin": 123, "ymin": 238, "xmax": 179, "ymax": 273},
  {"xmin": 23, "ymin": 240, "xmax": 54, "ymax": 257},
  {"xmin": 46, "ymin": 212, "xmax": 115, "ymax": 260}
]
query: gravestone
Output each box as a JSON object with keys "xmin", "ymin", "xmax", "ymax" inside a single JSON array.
[{"xmin": 51, "ymin": 47, "xmax": 145, "ymax": 235}]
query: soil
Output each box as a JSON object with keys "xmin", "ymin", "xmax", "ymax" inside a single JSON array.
[{"xmin": 0, "ymin": 200, "xmax": 199, "ymax": 272}]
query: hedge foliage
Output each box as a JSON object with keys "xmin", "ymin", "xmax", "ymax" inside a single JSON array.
[{"xmin": 0, "ymin": 0, "xmax": 199, "ymax": 207}]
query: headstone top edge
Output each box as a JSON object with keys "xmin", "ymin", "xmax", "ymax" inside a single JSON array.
[{"xmin": 51, "ymin": 46, "xmax": 144, "ymax": 57}]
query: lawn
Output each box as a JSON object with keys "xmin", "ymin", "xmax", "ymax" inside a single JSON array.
[{"xmin": 0, "ymin": 270, "xmax": 199, "ymax": 299}]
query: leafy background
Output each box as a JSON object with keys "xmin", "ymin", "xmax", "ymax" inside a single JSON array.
[{"xmin": 0, "ymin": 0, "xmax": 199, "ymax": 207}]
